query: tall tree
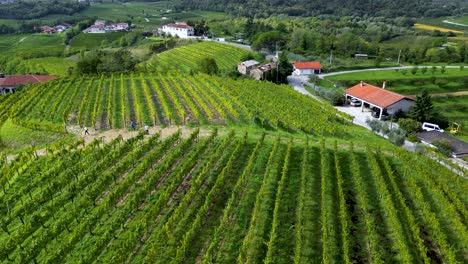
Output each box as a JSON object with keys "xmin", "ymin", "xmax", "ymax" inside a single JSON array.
[{"xmin": 410, "ymin": 90, "xmax": 433, "ymax": 122}]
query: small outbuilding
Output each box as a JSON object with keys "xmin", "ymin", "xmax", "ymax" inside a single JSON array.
[
  {"xmin": 238, "ymin": 60, "xmax": 259, "ymax": 75},
  {"xmin": 292, "ymin": 62, "xmax": 322, "ymax": 75},
  {"xmin": 344, "ymin": 81, "xmax": 414, "ymax": 120}
]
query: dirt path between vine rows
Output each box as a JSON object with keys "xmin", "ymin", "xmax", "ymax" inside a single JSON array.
[{"xmin": 66, "ymin": 125, "xmax": 215, "ymax": 145}]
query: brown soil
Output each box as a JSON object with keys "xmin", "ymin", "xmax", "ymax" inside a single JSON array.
[{"xmin": 67, "ymin": 125, "xmax": 214, "ymax": 146}]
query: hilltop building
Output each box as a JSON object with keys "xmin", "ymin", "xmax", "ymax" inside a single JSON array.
[
  {"xmin": 0, "ymin": 74, "xmax": 58, "ymax": 95},
  {"xmin": 160, "ymin": 22, "xmax": 194, "ymax": 38},
  {"xmin": 83, "ymin": 20, "xmax": 130, "ymax": 33}
]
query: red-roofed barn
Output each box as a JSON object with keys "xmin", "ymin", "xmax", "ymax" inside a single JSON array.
[
  {"xmin": 293, "ymin": 62, "xmax": 322, "ymax": 75},
  {"xmin": 344, "ymin": 81, "xmax": 414, "ymax": 120},
  {"xmin": 0, "ymin": 74, "xmax": 58, "ymax": 95}
]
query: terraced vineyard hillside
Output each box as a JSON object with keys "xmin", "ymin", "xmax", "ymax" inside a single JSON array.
[
  {"xmin": 0, "ymin": 130, "xmax": 466, "ymax": 263},
  {"xmin": 141, "ymin": 41, "xmax": 251, "ymax": 73},
  {"xmin": 3, "ymin": 73, "xmax": 350, "ymax": 136}
]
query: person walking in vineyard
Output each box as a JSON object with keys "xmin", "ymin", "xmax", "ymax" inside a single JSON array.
[
  {"xmin": 144, "ymin": 124, "xmax": 149, "ymax": 134},
  {"xmin": 84, "ymin": 127, "xmax": 89, "ymax": 135}
]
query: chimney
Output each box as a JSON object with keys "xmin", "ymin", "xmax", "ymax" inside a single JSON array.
[
  {"xmin": 382, "ymin": 81, "xmax": 387, "ymax": 89},
  {"xmin": 360, "ymin": 81, "xmax": 364, "ymax": 87}
]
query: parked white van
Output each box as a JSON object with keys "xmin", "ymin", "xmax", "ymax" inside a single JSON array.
[{"xmin": 422, "ymin": 122, "xmax": 444, "ymax": 132}]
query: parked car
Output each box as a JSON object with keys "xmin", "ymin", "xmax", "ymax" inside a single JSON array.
[
  {"xmin": 349, "ymin": 98, "xmax": 362, "ymax": 107},
  {"xmin": 422, "ymin": 122, "xmax": 444, "ymax": 132},
  {"xmin": 371, "ymin": 109, "xmax": 389, "ymax": 120}
]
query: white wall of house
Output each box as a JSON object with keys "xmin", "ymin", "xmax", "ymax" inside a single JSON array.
[
  {"xmin": 293, "ymin": 68, "xmax": 321, "ymax": 75},
  {"xmin": 89, "ymin": 28, "xmax": 106, "ymax": 33},
  {"xmin": 161, "ymin": 25, "xmax": 194, "ymax": 38}
]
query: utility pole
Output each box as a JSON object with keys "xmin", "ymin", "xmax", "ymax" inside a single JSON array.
[
  {"xmin": 397, "ymin": 49, "xmax": 402, "ymax": 65},
  {"xmin": 276, "ymin": 41, "xmax": 279, "ymax": 83}
]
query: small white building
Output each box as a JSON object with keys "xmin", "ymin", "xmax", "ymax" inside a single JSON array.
[
  {"xmin": 84, "ymin": 24, "xmax": 106, "ymax": 33},
  {"xmin": 161, "ymin": 22, "xmax": 194, "ymax": 38},
  {"xmin": 94, "ymin": 19, "xmax": 106, "ymax": 26},
  {"xmin": 293, "ymin": 62, "xmax": 322, "ymax": 75},
  {"xmin": 112, "ymin": 23, "xmax": 129, "ymax": 31}
]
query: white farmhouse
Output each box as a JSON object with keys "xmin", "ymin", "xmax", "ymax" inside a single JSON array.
[
  {"xmin": 112, "ymin": 23, "xmax": 129, "ymax": 31},
  {"xmin": 292, "ymin": 62, "xmax": 322, "ymax": 75},
  {"xmin": 161, "ymin": 22, "xmax": 194, "ymax": 38},
  {"xmin": 84, "ymin": 24, "xmax": 106, "ymax": 33}
]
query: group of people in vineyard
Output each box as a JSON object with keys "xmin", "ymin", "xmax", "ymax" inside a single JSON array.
[{"xmin": 83, "ymin": 121, "xmax": 150, "ymax": 136}]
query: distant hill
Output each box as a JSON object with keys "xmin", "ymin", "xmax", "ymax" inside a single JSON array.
[{"xmin": 176, "ymin": 0, "xmax": 468, "ymax": 18}]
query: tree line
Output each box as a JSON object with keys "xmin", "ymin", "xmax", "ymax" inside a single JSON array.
[
  {"xmin": 0, "ymin": 0, "xmax": 89, "ymax": 20},
  {"xmin": 176, "ymin": 0, "xmax": 467, "ymax": 18}
]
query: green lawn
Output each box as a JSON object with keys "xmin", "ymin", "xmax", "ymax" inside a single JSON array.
[
  {"xmin": 327, "ymin": 67, "xmax": 468, "ymax": 81},
  {"xmin": 433, "ymin": 95, "xmax": 468, "ymax": 142},
  {"xmin": 450, "ymin": 16, "xmax": 468, "ymax": 26}
]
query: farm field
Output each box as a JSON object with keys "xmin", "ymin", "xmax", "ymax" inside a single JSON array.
[
  {"xmin": 0, "ymin": 129, "xmax": 466, "ymax": 263},
  {"xmin": 0, "ymin": 57, "xmax": 75, "ymax": 76},
  {"xmin": 414, "ymin": 23, "xmax": 463, "ymax": 34},
  {"xmin": 141, "ymin": 41, "xmax": 251, "ymax": 73},
  {"xmin": 2, "ymin": 73, "xmax": 352, "ymax": 137},
  {"xmin": 0, "ymin": 34, "xmax": 65, "ymax": 57},
  {"xmin": 69, "ymin": 32, "xmax": 127, "ymax": 51},
  {"xmin": 433, "ymin": 95, "xmax": 468, "ymax": 141},
  {"xmin": 417, "ymin": 17, "xmax": 468, "ymax": 32}
]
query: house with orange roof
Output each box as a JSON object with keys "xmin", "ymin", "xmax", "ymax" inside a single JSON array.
[
  {"xmin": 293, "ymin": 61, "xmax": 322, "ymax": 75},
  {"xmin": 344, "ymin": 81, "xmax": 414, "ymax": 120},
  {"xmin": 0, "ymin": 74, "xmax": 58, "ymax": 95}
]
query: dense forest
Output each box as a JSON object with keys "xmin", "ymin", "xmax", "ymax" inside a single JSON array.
[
  {"xmin": 0, "ymin": 0, "xmax": 89, "ymax": 20},
  {"xmin": 177, "ymin": 0, "xmax": 468, "ymax": 18}
]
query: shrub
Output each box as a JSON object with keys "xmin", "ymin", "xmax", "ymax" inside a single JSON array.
[
  {"xmin": 432, "ymin": 139, "xmax": 452, "ymax": 157},
  {"xmin": 398, "ymin": 118, "xmax": 422, "ymax": 134},
  {"xmin": 406, "ymin": 132, "xmax": 420, "ymax": 142}
]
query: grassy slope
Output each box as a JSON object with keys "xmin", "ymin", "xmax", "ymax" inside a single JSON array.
[
  {"xmin": 0, "ymin": 119, "xmax": 75, "ymax": 154},
  {"xmin": 433, "ymin": 95, "xmax": 468, "ymax": 141},
  {"xmin": 142, "ymin": 41, "xmax": 251, "ymax": 73},
  {"xmin": 0, "ymin": 34, "xmax": 65, "ymax": 56}
]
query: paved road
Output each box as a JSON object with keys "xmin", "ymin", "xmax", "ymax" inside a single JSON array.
[
  {"xmin": 287, "ymin": 76, "xmax": 322, "ymax": 100},
  {"xmin": 318, "ymin": 65, "xmax": 464, "ymax": 78}
]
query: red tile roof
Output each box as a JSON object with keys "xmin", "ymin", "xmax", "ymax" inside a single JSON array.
[
  {"xmin": 1, "ymin": 75, "xmax": 58, "ymax": 87},
  {"xmin": 344, "ymin": 82, "xmax": 413, "ymax": 108},
  {"xmin": 165, "ymin": 22, "xmax": 193, "ymax": 29},
  {"xmin": 293, "ymin": 62, "xmax": 322, "ymax": 69}
]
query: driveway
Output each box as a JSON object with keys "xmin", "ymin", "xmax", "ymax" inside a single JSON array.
[{"xmin": 287, "ymin": 75, "xmax": 322, "ymax": 101}]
